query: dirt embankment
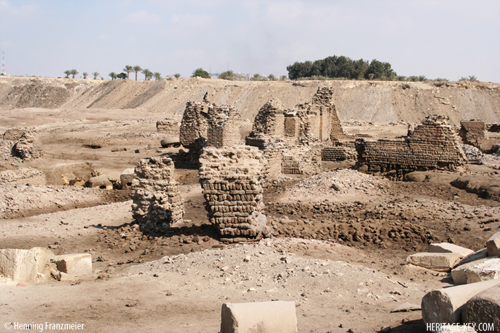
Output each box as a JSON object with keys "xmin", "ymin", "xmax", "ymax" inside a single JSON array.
[{"xmin": 1, "ymin": 76, "xmax": 499, "ymax": 125}]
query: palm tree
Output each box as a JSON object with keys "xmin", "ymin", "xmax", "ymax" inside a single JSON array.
[
  {"xmin": 123, "ymin": 65, "xmax": 133, "ymax": 79},
  {"xmin": 154, "ymin": 72, "xmax": 162, "ymax": 80},
  {"xmin": 133, "ymin": 65, "xmax": 142, "ymax": 81},
  {"xmin": 174, "ymin": 73, "xmax": 181, "ymax": 80},
  {"xmin": 142, "ymin": 68, "xmax": 153, "ymax": 80},
  {"xmin": 64, "ymin": 70, "xmax": 71, "ymax": 78},
  {"xmin": 109, "ymin": 72, "xmax": 117, "ymax": 80},
  {"xmin": 70, "ymin": 69, "xmax": 78, "ymax": 78},
  {"xmin": 83, "ymin": 72, "xmax": 88, "ymax": 79},
  {"xmin": 92, "ymin": 72, "xmax": 99, "ymax": 80}
]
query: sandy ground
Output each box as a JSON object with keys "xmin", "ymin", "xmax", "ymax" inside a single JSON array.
[{"xmin": 1, "ymin": 106, "xmax": 500, "ymax": 333}]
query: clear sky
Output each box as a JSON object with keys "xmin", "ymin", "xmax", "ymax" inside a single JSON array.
[{"xmin": 1, "ymin": 0, "xmax": 499, "ymax": 82}]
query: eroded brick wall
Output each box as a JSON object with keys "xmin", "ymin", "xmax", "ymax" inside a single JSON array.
[
  {"xmin": 356, "ymin": 115, "xmax": 466, "ymax": 178},
  {"xmin": 199, "ymin": 146, "xmax": 272, "ymax": 243},
  {"xmin": 131, "ymin": 157, "xmax": 184, "ymax": 233}
]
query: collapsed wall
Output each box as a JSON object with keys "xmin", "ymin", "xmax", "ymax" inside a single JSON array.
[
  {"xmin": 0, "ymin": 127, "xmax": 43, "ymax": 161},
  {"xmin": 356, "ymin": 115, "xmax": 466, "ymax": 179},
  {"xmin": 131, "ymin": 157, "xmax": 184, "ymax": 234},
  {"xmin": 199, "ymin": 146, "xmax": 272, "ymax": 243}
]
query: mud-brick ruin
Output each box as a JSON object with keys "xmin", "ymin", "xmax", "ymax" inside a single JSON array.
[
  {"xmin": 131, "ymin": 157, "xmax": 184, "ymax": 233},
  {"xmin": 245, "ymin": 87, "xmax": 347, "ymax": 176},
  {"xmin": 356, "ymin": 115, "xmax": 466, "ymax": 178},
  {"xmin": 1, "ymin": 127, "xmax": 43, "ymax": 161},
  {"xmin": 179, "ymin": 99, "xmax": 213, "ymax": 149},
  {"xmin": 198, "ymin": 146, "xmax": 272, "ymax": 243},
  {"xmin": 156, "ymin": 118, "xmax": 179, "ymax": 135}
]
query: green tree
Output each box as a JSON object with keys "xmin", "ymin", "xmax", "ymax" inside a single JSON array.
[
  {"xmin": 174, "ymin": 73, "xmax": 181, "ymax": 80},
  {"xmin": 154, "ymin": 72, "xmax": 162, "ymax": 80},
  {"xmin": 64, "ymin": 70, "xmax": 71, "ymax": 78},
  {"xmin": 92, "ymin": 72, "xmax": 99, "ymax": 80},
  {"xmin": 219, "ymin": 70, "xmax": 234, "ymax": 80},
  {"xmin": 133, "ymin": 65, "xmax": 142, "ymax": 81},
  {"xmin": 142, "ymin": 68, "xmax": 153, "ymax": 80},
  {"xmin": 117, "ymin": 72, "xmax": 127, "ymax": 79},
  {"xmin": 192, "ymin": 68, "xmax": 210, "ymax": 78},
  {"xmin": 70, "ymin": 69, "xmax": 78, "ymax": 78},
  {"xmin": 83, "ymin": 72, "xmax": 88, "ymax": 79},
  {"xmin": 280, "ymin": 75, "xmax": 287, "ymax": 81},
  {"xmin": 109, "ymin": 72, "xmax": 117, "ymax": 80},
  {"xmin": 123, "ymin": 65, "xmax": 133, "ymax": 79},
  {"xmin": 268, "ymin": 74, "xmax": 276, "ymax": 81}
]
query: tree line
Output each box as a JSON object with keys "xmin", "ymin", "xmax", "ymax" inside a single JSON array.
[{"xmin": 286, "ymin": 55, "xmax": 397, "ymax": 80}]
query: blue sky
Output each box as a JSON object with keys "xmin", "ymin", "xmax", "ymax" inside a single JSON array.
[{"xmin": 1, "ymin": 0, "xmax": 499, "ymax": 82}]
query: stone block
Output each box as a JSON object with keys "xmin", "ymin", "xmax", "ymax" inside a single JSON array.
[
  {"xmin": 120, "ymin": 168, "xmax": 135, "ymax": 190},
  {"xmin": 487, "ymin": 231, "xmax": 500, "ymax": 256},
  {"xmin": 462, "ymin": 283, "xmax": 500, "ymax": 332},
  {"xmin": 428, "ymin": 243, "xmax": 474, "ymax": 257},
  {"xmin": 454, "ymin": 248, "xmax": 489, "ymax": 268},
  {"xmin": 0, "ymin": 248, "xmax": 49, "ymax": 282},
  {"xmin": 220, "ymin": 301, "xmax": 297, "ymax": 333},
  {"xmin": 465, "ymin": 258, "xmax": 500, "ymax": 283},
  {"xmin": 87, "ymin": 174, "xmax": 113, "ymax": 190},
  {"xmin": 421, "ymin": 279, "xmax": 500, "ymax": 325},
  {"xmin": 451, "ymin": 258, "xmax": 492, "ymax": 285},
  {"xmin": 51, "ymin": 253, "xmax": 92, "ymax": 275},
  {"xmin": 407, "ymin": 252, "xmax": 462, "ymax": 271}
]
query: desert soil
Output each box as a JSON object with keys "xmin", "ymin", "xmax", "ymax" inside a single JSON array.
[{"xmin": 0, "ymin": 79, "xmax": 500, "ymax": 333}]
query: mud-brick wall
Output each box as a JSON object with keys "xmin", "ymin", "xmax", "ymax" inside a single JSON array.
[
  {"xmin": 321, "ymin": 146, "xmax": 356, "ymax": 161},
  {"xmin": 207, "ymin": 105, "xmax": 241, "ymax": 148},
  {"xmin": 156, "ymin": 118, "xmax": 179, "ymax": 135},
  {"xmin": 199, "ymin": 146, "xmax": 272, "ymax": 243},
  {"xmin": 131, "ymin": 157, "xmax": 184, "ymax": 234},
  {"xmin": 179, "ymin": 101, "xmax": 211, "ymax": 148},
  {"xmin": 252, "ymin": 99, "xmax": 285, "ymax": 137},
  {"xmin": 459, "ymin": 120, "xmax": 485, "ymax": 146},
  {"xmin": 357, "ymin": 116, "xmax": 466, "ymax": 174},
  {"xmin": 261, "ymin": 143, "xmax": 282, "ymax": 181},
  {"xmin": 281, "ymin": 144, "xmax": 322, "ymax": 175}
]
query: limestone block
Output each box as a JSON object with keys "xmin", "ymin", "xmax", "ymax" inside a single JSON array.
[
  {"xmin": 51, "ymin": 253, "xmax": 92, "ymax": 275},
  {"xmin": 407, "ymin": 252, "xmax": 462, "ymax": 271},
  {"xmin": 465, "ymin": 258, "xmax": 500, "ymax": 283},
  {"xmin": 421, "ymin": 279, "xmax": 500, "ymax": 325},
  {"xmin": 120, "ymin": 168, "xmax": 135, "ymax": 190},
  {"xmin": 428, "ymin": 243, "xmax": 474, "ymax": 257},
  {"xmin": 462, "ymin": 283, "xmax": 500, "ymax": 332},
  {"xmin": 454, "ymin": 248, "xmax": 489, "ymax": 268},
  {"xmin": 0, "ymin": 248, "xmax": 48, "ymax": 282},
  {"xmin": 87, "ymin": 174, "xmax": 113, "ymax": 190},
  {"xmin": 451, "ymin": 258, "xmax": 492, "ymax": 285},
  {"xmin": 487, "ymin": 231, "xmax": 500, "ymax": 256},
  {"xmin": 220, "ymin": 301, "xmax": 297, "ymax": 333}
]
